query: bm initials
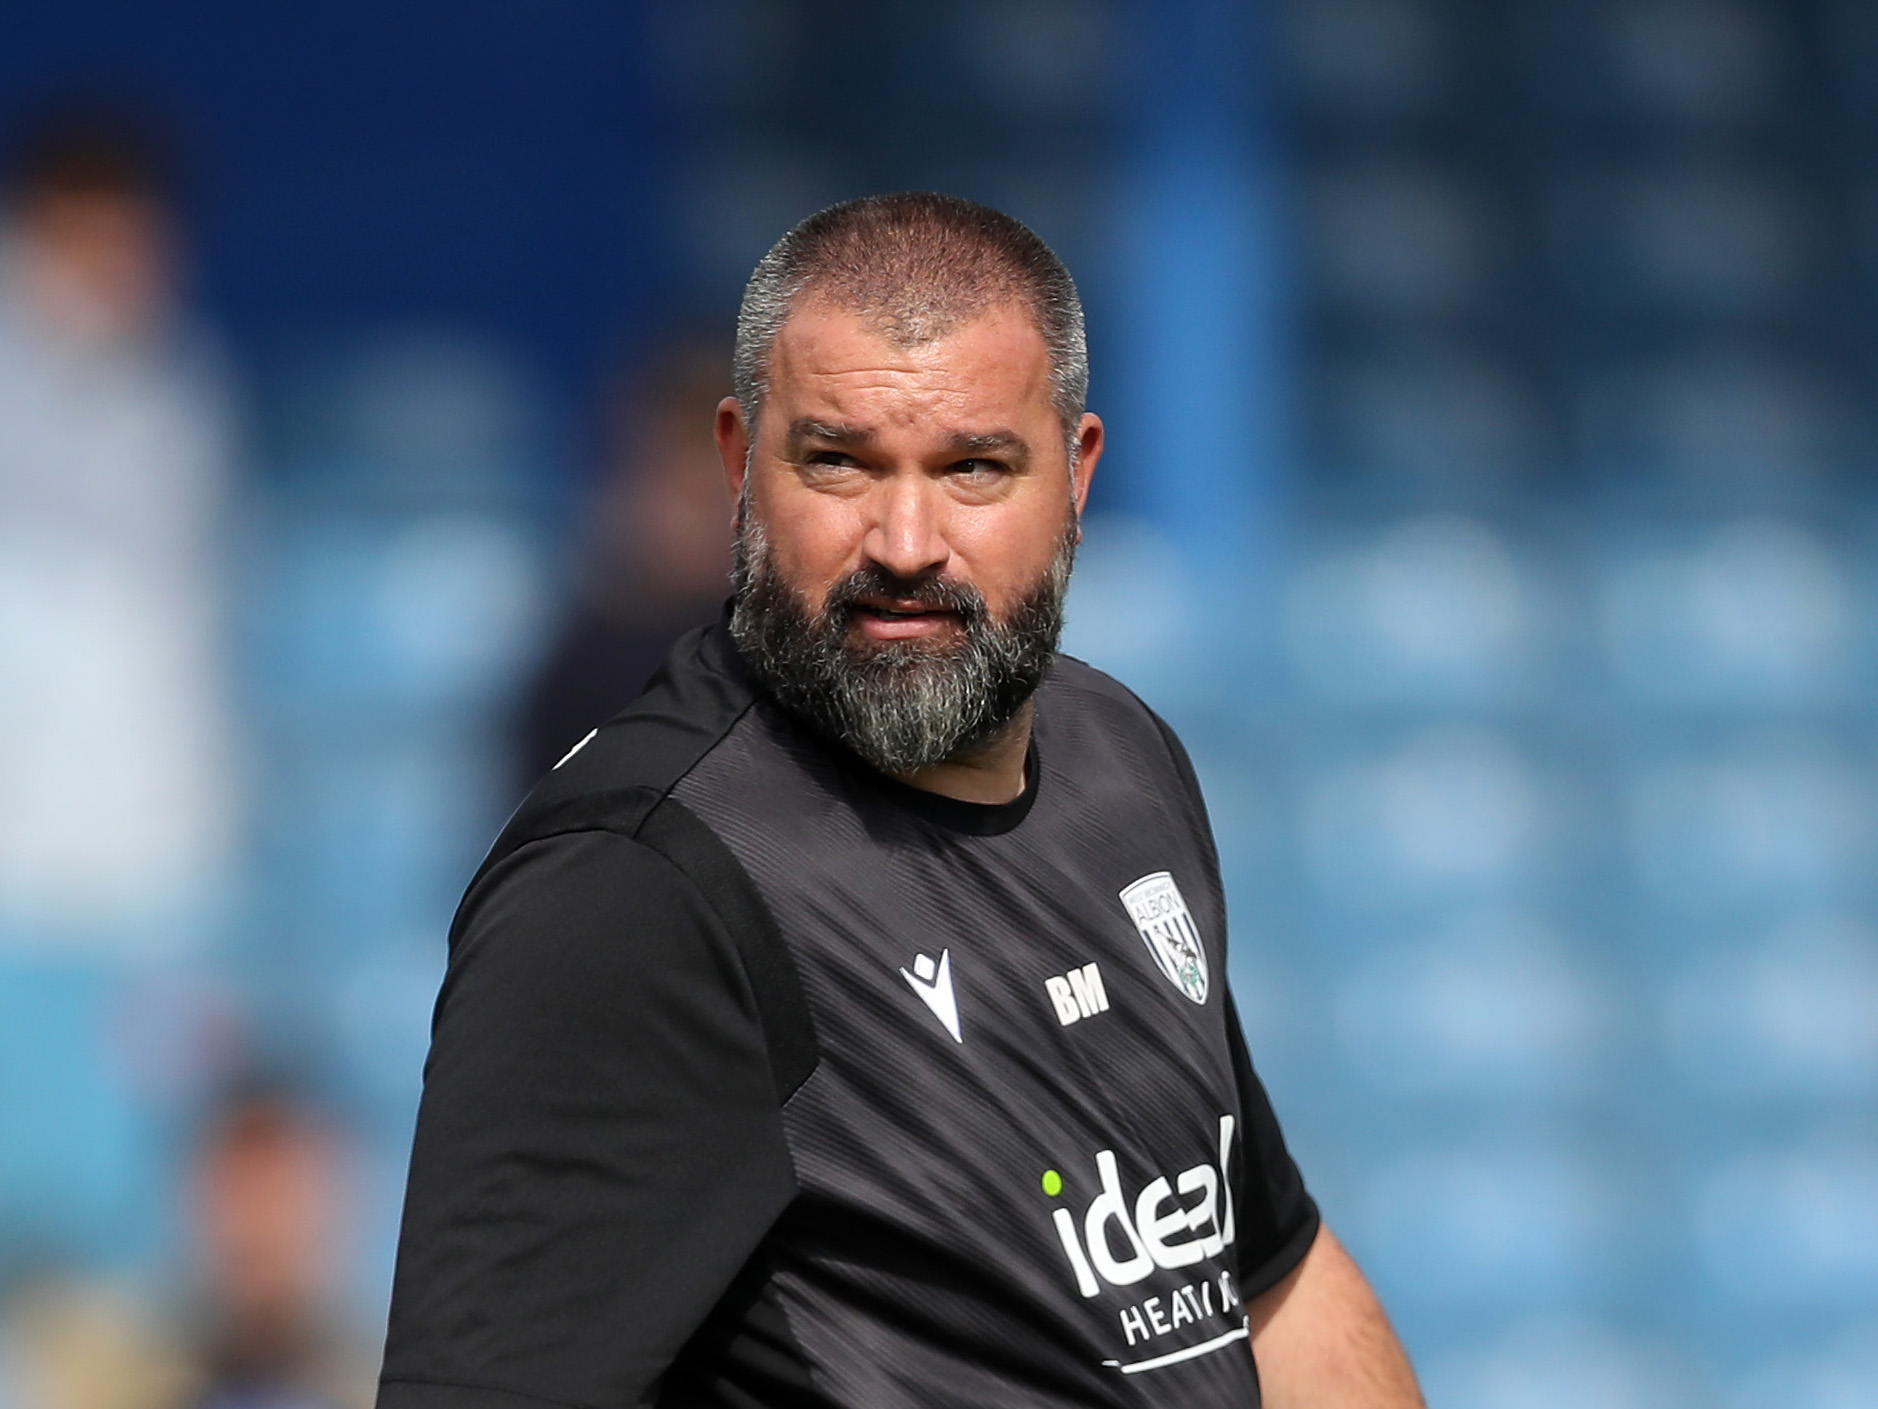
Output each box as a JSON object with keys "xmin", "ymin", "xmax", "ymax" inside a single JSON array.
[{"xmin": 1045, "ymin": 962, "xmax": 1110, "ymax": 1026}]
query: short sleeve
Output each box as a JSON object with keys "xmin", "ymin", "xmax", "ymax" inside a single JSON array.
[
  {"xmin": 1143, "ymin": 704, "xmax": 1321, "ymax": 1299},
  {"xmin": 377, "ymin": 829, "xmax": 797, "ymax": 1409},
  {"xmin": 1225, "ymin": 990, "xmax": 1321, "ymax": 1301}
]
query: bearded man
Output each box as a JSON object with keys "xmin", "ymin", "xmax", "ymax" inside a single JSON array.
[{"xmin": 377, "ymin": 194, "xmax": 1422, "ymax": 1409}]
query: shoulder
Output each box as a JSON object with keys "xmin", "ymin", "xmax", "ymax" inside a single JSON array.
[
  {"xmin": 1042, "ymin": 652, "xmax": 1174, "ymax": 734},
  {"xmin": 464, "ymin": 623, "xmax": 760, "ymax": 902},
  {"xmin": 445, "ymin": 620, "xmax": 760, "ymax": 999},
  {"xmin": 440, "ymin": 827, "xmax": 745, "ymax": 1042},
  {"xmin": 1037, "ymin": 655, "xmax": 1217, "ymax": 872},
  {"xmin": 1040, "ymin": 653, "xmax": 1200, "ymax": 788},
  {"xmin": 444, "ymin": 625, "xmax": 818, "ymax": 1096},
  {"xmin": 520, "ymin": 621, "xmax": 759, "ymax": 812},
  {"xmin": 438, "ymin": 805, "xmax": 819, "ymax": 1099}
]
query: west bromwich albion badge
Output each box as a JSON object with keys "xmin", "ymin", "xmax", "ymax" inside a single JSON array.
[{"xmin": 1119, "ymin": 872, "xmax": 1209, "ymax": 1004}]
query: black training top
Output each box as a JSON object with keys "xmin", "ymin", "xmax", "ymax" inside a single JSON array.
[{"xmin": 377, "ymin": 622, "xmax": 1318, "ymax": 1409}]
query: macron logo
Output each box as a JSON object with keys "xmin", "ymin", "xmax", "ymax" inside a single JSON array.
[{"xmin": 901, "ymin": 949, "xmax": 962, "ymax": 1043}]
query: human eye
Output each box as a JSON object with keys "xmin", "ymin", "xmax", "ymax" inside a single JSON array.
[
  {"xmin": 802, "ymin": 448, "xmax": 857, "ymax": 467},
  {"xmin": 948, "ymin": 457, "xmax": 1011, "ymax": 488},
  {"xmin": 796, "ymin": 449, "xmax": 868, "ymax": 485}
]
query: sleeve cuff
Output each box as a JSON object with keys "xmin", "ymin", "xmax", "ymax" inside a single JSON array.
[
  {"xmin": 1236, "ymin": 1195, "xmax": 1322, "ymax": 1303},
  {"xmin": 378, "ymin": 1377, "xmax": 592, "ymax": 1409}
]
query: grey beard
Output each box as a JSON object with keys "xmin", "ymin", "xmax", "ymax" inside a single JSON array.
[{"xmin": 729, "ymin": 513, "xmax": 1076, "ymax": 775}]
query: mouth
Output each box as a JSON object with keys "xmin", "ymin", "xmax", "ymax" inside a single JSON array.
[{"xmin": 850, "ymin": 597, "xmax": 964, "ymax": 641}]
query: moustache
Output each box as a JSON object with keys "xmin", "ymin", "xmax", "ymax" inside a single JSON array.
[{"xmin": 824, "ymin": 567, "xmax": 990, "ymax": 625}]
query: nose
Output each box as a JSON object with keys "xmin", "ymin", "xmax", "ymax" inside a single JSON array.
[{"xmin": 861, "ymin": 473, "xmax": 949, "ymax": 582}]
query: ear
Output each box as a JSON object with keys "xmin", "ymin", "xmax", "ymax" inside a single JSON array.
[
  {"xmin": 715, "ymin": 397, "xmax": 751, "ymax": 527},
  {"xmin": 1070, "ymin": 413, "xmax": 1103, "ymax": 530}
]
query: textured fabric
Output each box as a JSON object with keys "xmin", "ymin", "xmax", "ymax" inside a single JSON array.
[
  {"xmin": 380, "ymin": 830, "xmax": 798, "ymax": 1409},
  {"xmin": 379, "ymin": 622, "xmax": 1317, "ymax": 1409}
]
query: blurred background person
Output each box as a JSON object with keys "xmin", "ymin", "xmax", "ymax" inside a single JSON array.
[
  {"xmin": 0, "ymin": 1087, "xmax": 366, "ymax": 1409},
  {"xmin": 0, "ymin": 99, "xmax": 240, "ymax": 1275},
  {"xmin": 517, "ymin": 333, "xmax": 735, "ymax": 779},
  {"xmin": 177, "ymin": 1087, "xmax": 367, "ymax": 1409}
]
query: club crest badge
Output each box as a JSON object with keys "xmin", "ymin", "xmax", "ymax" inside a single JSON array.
[{"xmin": 1119, "ymin": 872, "xmax": 1209, "ymax": 1005}]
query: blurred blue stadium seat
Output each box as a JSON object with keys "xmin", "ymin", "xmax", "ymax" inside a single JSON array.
[
  {"xmin": 1282, "ymin": 515, "xmax": 1549, "ymax": 704},
  {"xmin": 1663, "ymin": 912, "xmax": 1878, "ymax": 1100}
]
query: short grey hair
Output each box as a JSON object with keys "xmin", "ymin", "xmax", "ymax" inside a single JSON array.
[{"xmin": 732, "ymin": 192, "xmax": 1089, "ymax": 450}]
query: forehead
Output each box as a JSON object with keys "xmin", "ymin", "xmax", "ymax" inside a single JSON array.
[{"xmin": 763, "ymin": 298, "xmax": 1055, "ymax": 434}]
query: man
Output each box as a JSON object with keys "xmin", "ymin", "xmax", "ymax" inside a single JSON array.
[
  {"xmin": 0, "ymin": 104, "xmax": 236, "ymax": 942},
  {"xmin": 183, "ymin": 1088, "xmax": 371, "ymax": 1409},
  {"xmin": 0, "ymin": 103, "xmax": 237, "ymax": 1271},
  {"xmin": 378, "ymin": 194, "xmax": 1422, "ymax": 1407}
]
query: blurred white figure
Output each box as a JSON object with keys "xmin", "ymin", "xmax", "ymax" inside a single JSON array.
[
  {"xmin": 0, "ymin": 105, "xmax": 239, "ymax": 1277},
  {"xmin": 0, "ymin": 107, "xmax": 236, "ymax": 949}
]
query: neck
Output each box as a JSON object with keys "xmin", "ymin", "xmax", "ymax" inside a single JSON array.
[{"xmin": 893, "ymin": 702, "xmax": 1034, "ymax": 805}]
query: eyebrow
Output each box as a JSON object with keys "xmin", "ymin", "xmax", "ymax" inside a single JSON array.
[
  {"xmin": 786, "ymin": 419, "xmax": 874, "ymax": 449},
  {"xmin": 783, "ymin": 419, "xmax": 1032, "ymax": 466},
  {"xmin": 943, "ymin": 429, "xmax": 1029, "ymax": 463}
]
